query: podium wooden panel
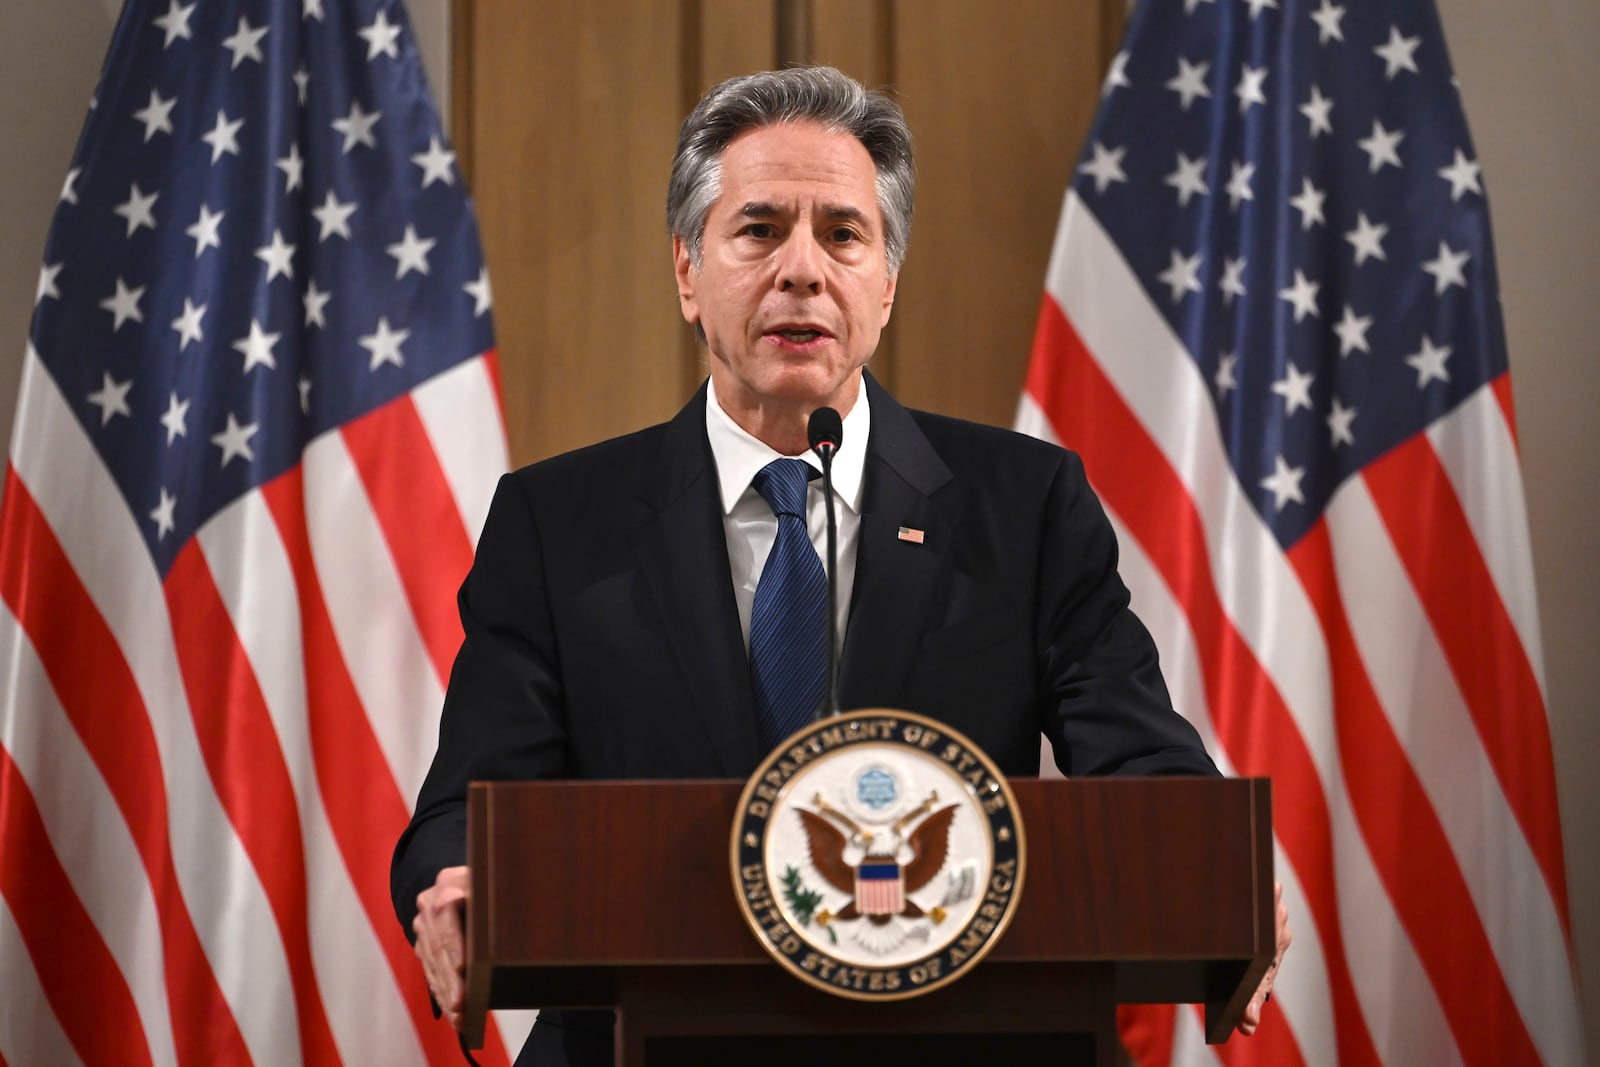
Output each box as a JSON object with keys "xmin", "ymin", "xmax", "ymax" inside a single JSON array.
[{"xmin": 465, "ymin": 777, "xmax": 1273, "ymax": 1065}]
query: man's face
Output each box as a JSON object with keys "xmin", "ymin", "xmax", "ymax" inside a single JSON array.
[{"xmin": 675, "ymin": 121, "xmax": 898, "ymax": 421}]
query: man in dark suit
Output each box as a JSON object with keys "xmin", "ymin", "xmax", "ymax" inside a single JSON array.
[{"xmin": 393, "ymin": 66, "xmax": 1285, "ymax": 1064}]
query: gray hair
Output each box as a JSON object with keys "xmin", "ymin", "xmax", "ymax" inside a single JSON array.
[{"xmin": 666, "ymin": 66, "xmax": 915, "ymax": 274}]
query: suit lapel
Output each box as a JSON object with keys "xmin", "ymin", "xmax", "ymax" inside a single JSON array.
[
  {"xmin": 839, "ymin": 374, "xmax": 955, "ymax": 709},
  {"xmin": 628, "ymin": 386, "xmax": 764, "ymax": 776}
]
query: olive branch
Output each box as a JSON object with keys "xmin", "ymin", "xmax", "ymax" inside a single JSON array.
[{"xmin": 781, "ymin": 865, "xmax": 837, "ymax": 945}]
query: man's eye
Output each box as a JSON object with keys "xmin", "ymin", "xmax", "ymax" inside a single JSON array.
[
  {"xmin": 831, "ymin": 228, "xmax": 858, "ymax": 243},
  {"xmin": 743, "ymin": 223, "xmax": 775, "ymax": 239}
]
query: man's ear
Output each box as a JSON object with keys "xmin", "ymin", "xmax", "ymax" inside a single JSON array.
[
  {"xmin": 673, "ymin": 235, "xmax": 698, "ymax": 326},
  {"xmin": 879, "ymin": 270, "xmax": 898, "ymax": 328}
]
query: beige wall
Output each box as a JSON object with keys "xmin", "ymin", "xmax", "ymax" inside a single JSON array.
[{"xmin": 1, "ymin": 1, "xmax": 1594, "ymax": 1060}]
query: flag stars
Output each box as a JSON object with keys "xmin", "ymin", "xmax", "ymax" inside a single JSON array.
[
  {"xmin": 298, "ymin": 375, "xmax": 313, "ymax": 415},
  {"xmin": 1300, "ymin": 86, "xmax": 1333, "ymax": 139},
  {"xmin": 1327, "ymin": 398, "xmax": 1357, "ymax": 448},
  {"xmin": 1358, "ymin": 120, "xmax": 1404, "ymax": 173},
  {"xmin": 1166, "ymin": 58, "xmax": 1212, "ymax": 111},
  {"xmin": 464, "ymin": 267, "xmax": 492, "ymax": 316},
  {"xmin": 1278, "ymin": 269, "xmax": 1321, "ymax": 323},
  {"xmin": 303, "ymin": 280, "xmax": 332, "ymax": 327},
  {"xmin": 1225, "ymin": 160, "xmax": 1255, "ymax": 211},
  {"xmin": 1344, "ymin": 212, "xmax": 1389, "ymax": 265},
  {"xmin": 1157, "ymin": 248, "xmax": 1203, "ymax": 304},
  {"xmin": 233, "ymin": 318, "xmax": 281, "ymax": 372},
  {"xmin": 1289, "ymin": 178, "xmax": 1326, "ymax": 230},
  {"xmin": 186, "ymin": 204, "xmax": 224, "ymax": 257},
  {"xmin": 153, "ymin": 0, "xmax": 195, "ymax": 48},
  {"xmin": 1333, "ymin": 304, "xmax": 1373, "ymax": 356},
  {"xmin": 255, "ymin": 230, "xmax": 296, "ymax": 282},
  {"xmin": 202, "ymin": 110, "xmax": 244, "ymax": 163},
  {"xmin": 1214, "ymin": 353, "xmax": 1239, "ymax": 400},
  {"xmin": 412, "ymin": 137, "xmax": 457, "ymax": 187},
  {"xmin": 60, "ymin": 168, "xmax": 81, "ymax": 205},
  {"xmin": 1234, "ymin": 64, "xmax": 1268, "ymax": 114},
  {"xmin": 1219, "ymin": 256, "xmax": 1247, "ymax": 305},
  {"xmin": 100, "ymin": 277, "xmax": 145, "ymax": 332},
  {"xmin": 333, "ymin": 100, "xmax": 381, "ymax": 152},
  {"xmin": 293, "ymin": 65, "xmax": 311, "ymax": 106},
  {"xmin": 1260, "ymin": 455, "xmax": 1306, "ymax": 511},
  {"xmin": 1164, "ymin": 152, "xmax": 1209, "ymax": 207},
  {"xmin": 387, "ymin": 225, "xmax": 436, "ymax": 278},
  {"xmin": 1422, "ymin": 241, "xmax": 1470, "ymax": 294},
  {"xmin": 1079, "ymin": 142, "xmax": 1127, "ymax": 194},
  {"xmin": 1405, "ymin": 336, "xmax": 1452, "ymax": 387},
  {"xmin": 132, "ymin": 89, "xmax": 176, "ymax": 142},
  {"xmin": 87, "ymin": 373, "xmax": 133, "ymax": 426},
  {"xmin": 277, "ymin": 143, "xmax": 304, "ymax": 193},
  {"xmin": 1271, "ymin": 362, "xmax": 1315, "ymax": 415},
  {"xmin": 312, "ymin": 189, "xmax": 357, "ymax": 241},
  {"xmin": 360, "ymin": 317, "xmax": 409, "ymax": 370},
  {"xmin": 150, "ymin": 488, "xmax": 177, "ymax": 540},
  {"xmin": 211, "ymin": 413, "xmax": 258, "ymax": 466},
  {"xmin": 171, "ymin": 297, "xmax": 206, "ymax": 350},
  {"xmin": 1310, "ymin": 0, "xmax": 1345, "ymax": 43},
  {"xmin": 1374, "ymin": 26, "xmax": 1422, "ymax": 80},
  {"xmin": 36, "ymin": 262, "xmax": 62, "ymax": 306},
  {"xmin": 1102, "ymin": 51, "xmax": 1131, "ymax": 96},
  {"xmin": 160, "ymin": 391, "xmax": 190, "ymax": 444},
  {"xmin": 1243, "ymin": 0, "xmax": 1279, "ymax": 19},
  {"xmin": 114, "ymin": 182, "xmax": 158, "ymax": 236},
  {"xmin": 358, "ymin": 10, "xmax": 403, "ymax": 60},
  {"xmin": 304, "ymin": 0, "xmax": 325, "ymax": 20},
  {"xmin": 221, "ymin": 16, "xmax": 268, "ymax": 69},
  {"xmin": 1439, "ymin": 149, "xmax": 1483, "ymax": 201}
]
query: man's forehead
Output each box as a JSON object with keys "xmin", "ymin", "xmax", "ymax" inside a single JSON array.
[{"xmin": 712, "ymin": 122, "xmax": 882, "ymax": 221}]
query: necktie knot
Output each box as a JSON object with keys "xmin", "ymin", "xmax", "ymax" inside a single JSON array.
[{"xmin": 752, "ymin": 458, "xmax": 814, "ymax": 520}]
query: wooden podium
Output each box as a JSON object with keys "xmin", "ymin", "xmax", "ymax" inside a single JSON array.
[{"xmin": 463, "ymin": 777, "xmax": 1273, "ymax": 1066}]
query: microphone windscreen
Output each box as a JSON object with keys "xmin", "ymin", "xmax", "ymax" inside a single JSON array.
[{"xmin": 807, "ymin": 406, "xmax": 843, "ymax": 453}]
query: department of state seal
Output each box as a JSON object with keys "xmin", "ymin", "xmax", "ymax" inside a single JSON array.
[{"xmin": 730, "ymin": 708, "xmax": 1025, "ymax": 1001}]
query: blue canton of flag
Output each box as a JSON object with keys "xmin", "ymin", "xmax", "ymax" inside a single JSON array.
[
  {"xmin": 31, "ymin": 0, "xmax": 494, "ymax": 575},
  {"xmin": 1074, "ymin": 0, "xmax": 1501, "ymax": 548}
]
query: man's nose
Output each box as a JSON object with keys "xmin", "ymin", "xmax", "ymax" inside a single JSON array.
[{"xmin": 775, "ymin": 230, "xmax": 825, "ymax": 293}]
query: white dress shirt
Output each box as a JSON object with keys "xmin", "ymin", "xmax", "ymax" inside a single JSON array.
[{"xmin": 706, "ymin": 373, "xmax": 868, "ymax": 653}]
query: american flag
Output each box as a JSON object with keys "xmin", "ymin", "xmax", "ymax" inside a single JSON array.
[
  {"xmin": 1017, "ymin": 0, "xmax": 1586, "ymax": 1064},
  {"xmin": 0, "ymin": 0, "xmax": 528, "ymax": 1063},
  {"xmin": 856, "ymin": 859, "xmax": 904, "ymax": 916}
]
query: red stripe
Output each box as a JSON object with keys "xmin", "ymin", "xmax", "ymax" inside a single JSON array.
[
  {"xmin": 1489, "ymin": 372, "xmax": 1518, "ymax": 449},
  {"xmin": 1027, "ymin": 299, "xmax": 1380, "ymax": 1067},
  {"xmin": 260, "ymin": 467, "xmax": 513, "ymax": 1067},
  {"xmin": 165, "ymin": 541, "xmax": 344, "ymax": 1065},
  {"xmin": 1362, "ymin": 435, "xmax": 1570, "ymax": 930},
  {"xmin": 1288, "ymin": 522, "xmax": 1541, "ymax": 1065},
  {"xmin": 0, "ymin": 468, "xmax": 250, "ymax": 1066},
  {"xmin": 0, "ymin": 746, "xmax": 152, "ymax": 1067},
  {"xmin": 340, "ymin": 395, "xmax": 474, "ymax": 689},
  {"xmin": 1116, "ymin": 1004, "xmax": 1174, "ymax": 1067},
  {"xmin": 482, "ymin": 348, "xmax": 505, "ymax": 423}
]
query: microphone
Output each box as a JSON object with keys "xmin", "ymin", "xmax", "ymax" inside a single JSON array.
[{"xmin": 807, "ymin": 406, "xmax": 843, "ymax": 720}]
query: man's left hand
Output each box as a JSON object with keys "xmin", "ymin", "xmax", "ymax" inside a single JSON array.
[{"xmin": 1238, "ymin": 880, "xmax": 1291, "ymax": 1036}]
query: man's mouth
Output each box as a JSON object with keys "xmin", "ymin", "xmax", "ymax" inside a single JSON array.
[{"xmin": 773, "ymin": 329, "xmax": 824, "ymax": 343}]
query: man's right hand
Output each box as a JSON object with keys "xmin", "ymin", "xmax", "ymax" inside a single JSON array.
[{"xmin": 413, "ymin": 865, "xmax": 469, "ymax": 1028}]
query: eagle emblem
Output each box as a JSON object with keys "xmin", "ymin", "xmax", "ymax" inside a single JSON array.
[{"xmin": 797, "ymin": 791, "xmax": 956, "ymax": 926}]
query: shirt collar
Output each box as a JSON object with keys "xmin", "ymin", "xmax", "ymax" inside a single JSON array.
[{"xmin": 706, "ymin": 373, "xmax": 870, "ymax": 517}]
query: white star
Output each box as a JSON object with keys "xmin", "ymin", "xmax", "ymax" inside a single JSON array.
[
  {"xmin": 298, "ymin": 375, "xmax": 313, "ymax": 415},
  {"xmin": 360, "ymin": 317, "xmax": 410, "ymax": 370},
  {"xmin": 1260, "ymin": 455, "xmax": 1306, "ymax": 511},
  {"xmin": 1357, "ymin": 120, "xmax": 1404, "ymax": 174},
  {"xmin": 160, "ymin": 391, "xmax": 189, "ymax": 444},
  {"xmin": 1439, "ymin": 149, "xmax": 1483, "ymax": 201},
  {"xmin": 99, "ymin": 277, "xmax": 145, "ymax": 332},
  {"xmin": 1166, "ymin": 58, "xmax": 1212, "ymax": 111},
  {"xmin": 1344, "ymin": 212, "xmax": 1389, "ymax": 265},
  {"xmin": 153, "ymin": 0, "xmax": 196, "ymax": 47},
  {"xmin": 1333, "ymin": 304, "xmax": 1373, "ymax": 356},
  {"xmin": 303, "ymin": 281, "xmax": 332, "ymax": 328},
  {"xmin": 387, "ymin": 225, "xmax": 436, "ymax": 278},
  {"xmin": 304, "ymin": 0, "xmax": 325, "ymax": 20},
  {"xmin": 211, "ymin": 412, "xmax": 258, "ymax": 467},
  {"xmin": 149, "ymin": 488, "xmax": 177, "ymax": 540},
  {"xmin": 113, "ymin": 182, "xmax": 158, "ymax": 236},
  {"xmin": 132, "ymin": 88, "xmax": 176, "ymax": 142},
  {"xmin": 1405, "ymin": 335, "xmax": 1452, "ymax": 387},
  {"xmin": 1157, "ymin": 248, "xmax": 1203, "ymax": 304},
  {"xmin": 202, "ymin": 110, "xmax": 244, "ymax": 164},
  {"xmin": 332, "ymin": 100, "xmax": 382, "ymax": 153},
  {"xmin": 1163, "ymin": 152, "xmax": 1209, "ymax": 207},
  {"xmin": 276, "ymin": 143, "xmax": 304, "ymax": 192},
  {"xmin": 60, "ymin": 167, "xmax": 81, "ymax": 205},
  {"xmin": 1278, "ymin": 269, "xmax": 1321, "ymax": 323},
  {"xmin": 1243, "ymin": 0, "xmax": 1279, "ymax": 18},
  {"xmin": 1225, "ymin": 160, "xmax": 1255, "ymax": 211},
  {"xmin": 1374, "ymin": 25, "xmax": 1422, "ymax": 80},
  {"xmin": 186, "ymin": 203, "xmax": 224, "ymax": 257},
  {"xmin": 1288, "ymin": 177, "xmax": 1326, "ymax": 230},
  {"xmin": 1271, "ymin": 362, "xmax": 1315, "ymax": 415},
  {"xmin": 36, "ymin": 262, "xmax": 62, "ymax": 306},
  {"xmin": 1310, "ymin": 0, "xmax": 1345, "ymax": 43},
  {"xmin": 293, "ymin": 65, "xmax": 311, "ymax": 106},
  {"xmin": 232, "ymin": 318, "xmax": 281, "ymax": 372},
  {"xmin": 1214, "ymin": 352, "xmax": 1238, "ymax": 400},
  {"xmin": 311, "ymin": 189, "xmax": 356, "ymax": 242},
  {"xmin": 1103, "ymin": 51, "xmax": 1131, "ymax": 97},
  {"xmin": 1219, "ymin": 256, "xmax": 1247, "ymax": 305},
  {"xmin": 87, "ymin": 372, "xmax": 133, "ymax": 426},
  {"xmin": 1422, "ymin": 241, "xmax": 1470, "ymax": 295},
  {"xmin": 255, "ymin": 229, "xmax": 296, "ymax": 282},
  {"xmin": 1300, "ymin": 85, "xmax": 1333, "ymax": 138},
  {"xmin": 1078, "ymin": 142, "xmax": 1127, "ymax": 194},
  {"xmin": 358, "ymin": 10, "xmax": 402, "ymax": 60},
  {"xmin": 464, "ymin": 267, "xmax": 492, "ymax": 317},
  {"xmin": 171, "ymin": 297, "xmax": 206, "ymax": 351},
  {"xmin": 1327, "ymin": 398, "xmax": 1357, "ymax": 448},
  {"xmin": 1234, "ymin": 64, "xmax": 1268, "ymax": 113},
  {"xmin": 412, "ymin": 136, "xmax": 457, "ymax": 187},
  {"xmin": 1183, "ymin": 0, "xmax": 1216, "ymax": 12},
  {"xmin": 221, "ymin": 16, "xmax": 268, "ymax": 69}
]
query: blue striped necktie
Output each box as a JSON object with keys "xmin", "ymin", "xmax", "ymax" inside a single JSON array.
[{"xmin": 748, "ymin": 458, "xmax": 827, "ymax": 752}]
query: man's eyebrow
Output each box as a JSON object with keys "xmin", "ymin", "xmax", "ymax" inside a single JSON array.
[{"xmin": 734, "ymin": 201, "xmax": 873, "ymax": 226}]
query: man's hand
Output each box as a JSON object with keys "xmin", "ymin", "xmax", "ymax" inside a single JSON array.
[
  {"xmin": 413, "ymin": 865, "xmax": 470, "ymax": 1028},
  {"xmin": 1238, "ymin": 880, "xmax": 1291, "ymax": 1036}
]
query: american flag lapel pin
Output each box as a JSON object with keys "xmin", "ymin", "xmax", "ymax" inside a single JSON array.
[{"xmin": 897, "ymin": 526, "xmax": 925, "ymax": 545}]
